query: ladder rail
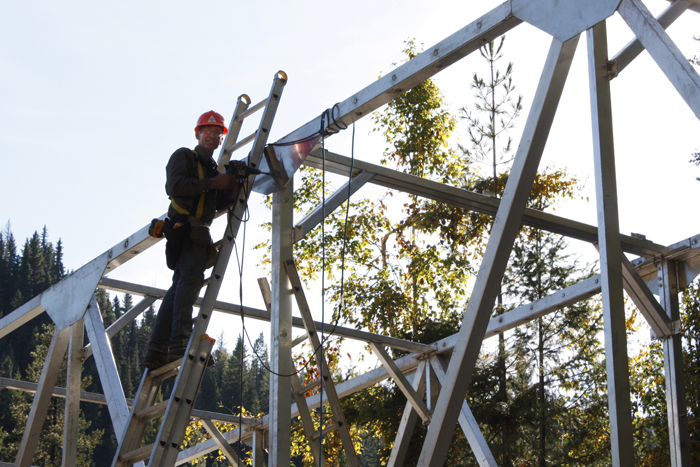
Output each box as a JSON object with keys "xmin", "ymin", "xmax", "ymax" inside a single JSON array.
[{"xmin": 218, "ymin": 94, "xmax": 252, "ymax": 169}]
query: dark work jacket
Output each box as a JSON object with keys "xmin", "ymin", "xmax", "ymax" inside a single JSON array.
[{"xmin": 165, "ymin": 145, "xmax": 235, "ymax": 226}]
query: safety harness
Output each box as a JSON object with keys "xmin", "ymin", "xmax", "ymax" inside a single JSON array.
[{"xmin": 170, "ymin": 150, "xmax": 206, "ymax": 219}]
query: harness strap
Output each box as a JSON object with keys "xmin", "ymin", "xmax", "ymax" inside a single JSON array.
[{"xmin": 170, "ymin": 150, "xmax": 206, "ymax": 219}]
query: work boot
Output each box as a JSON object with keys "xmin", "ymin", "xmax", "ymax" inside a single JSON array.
[
  {"xmin": 142, "ymin": 349, "xmax": 168, "ymax": 370},
  {"xmin": 167, "ymin": 346, "xmax": 187, "ymax": 363}
]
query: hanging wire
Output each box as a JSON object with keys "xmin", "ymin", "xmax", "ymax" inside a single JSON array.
[
  {"xmin": 224, "ymin": 104, "xmax": 354, "ymax": 461},
  {"xmin": 319, "ymin": 108, "xmax": 328, "ymax": 459}
]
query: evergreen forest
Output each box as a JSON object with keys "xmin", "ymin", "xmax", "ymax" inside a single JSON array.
[{"xmin": 0, "ymin": 224, "xmax": 271, "ymax": 466}]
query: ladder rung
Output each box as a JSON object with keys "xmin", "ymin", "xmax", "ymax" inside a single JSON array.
[
  {"xmin": 225, "ymin": 132, "xmax": 256, "ymax": 155},
  {"xmin": 149, "ymin": 358, "xmax": 181, "ymax": 379},
  {"xmin": 297, "ymin": 378, "xmax": 322, "ymax": 395},
  {"xmin": 235, "ymin": 98, "xmax": 267, "ymax": 122},
  {"xmin": 119, "ymin": 443, "xmax": 154, "ymax": 464},
  {"xmin": 309, "ymin": 422, "xmax": 337, "ymax": 441},
  {"xmin": 136, "ymin": 400, "xmax": 169, "ymax": 422}
]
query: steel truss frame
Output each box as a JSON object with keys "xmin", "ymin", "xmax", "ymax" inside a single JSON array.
[{"xmin": 1, "ymin": 0, "xmax": 699, "ymax": 466}]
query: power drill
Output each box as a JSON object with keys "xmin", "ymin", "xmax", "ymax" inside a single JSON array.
[{"xmin": 225, "ymin": 162, "xmax": 270, "ymax": 178}]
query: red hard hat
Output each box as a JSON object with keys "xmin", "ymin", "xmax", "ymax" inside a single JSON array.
[{"xmin": 195, "ymin": 110, "xmax": 228, "ymax": 135}]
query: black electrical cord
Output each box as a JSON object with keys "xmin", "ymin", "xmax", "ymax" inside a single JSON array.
[
  {"xmin": 268, "ymin": 132, "xmax": 321, "ymax": 147},
  {"xmin": 222, "ymin": 104, "xmax": 354, "ymax": 458},
  {"xmin": 227, "ymin": 177, "xmax": 307, "ymax": 379},
  {"xmin": 321, "ymin": 121, "xmax": 355, "ymax": 341},
  {"xmin": 314, "ymin": 104, "xmax": 350, "ymax": 458},
  {"xmin": 318, "ymin": 109, "xmax": 328, "ymax": 460},
  {"xmin": 236, "ymin": 103, "xmax": 352, "ymax": 380}
]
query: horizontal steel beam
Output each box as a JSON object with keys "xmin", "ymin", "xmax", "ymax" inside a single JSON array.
[
  {"xmin": 0, "ymin": 376, "xmax": 260, "ymax": 426},
  {"xmin": 176, "ymin": 273, "xmax": 610, "ymax": 463},
  {"xmin": 98, "ymin": 278, "xmax": 431, "ymax": 354},
  {"xmin": 304, "ymin": 149, "xmax": 668, "ymax": 258},
  {"xmin": 485, "ymin": 275, "xmax": 602, "ymax": 338},
  {"xmin": 633, "ymin": 233, "xmax": 700, "ymax": 291}
]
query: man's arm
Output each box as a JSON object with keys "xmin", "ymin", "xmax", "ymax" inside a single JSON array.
[{"xmin": 166, "ymin": 149, "xmax": 237, "ymax": 195}]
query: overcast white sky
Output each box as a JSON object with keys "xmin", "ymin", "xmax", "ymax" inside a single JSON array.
[{"xmin": 1, "ymin": 0, "xmax": 699, "ymax": 351}]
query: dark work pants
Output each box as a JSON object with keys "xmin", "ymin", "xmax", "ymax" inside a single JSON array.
[{"xmin": 149, "ymin": 238, "xmax": 207, "ymax": 354}]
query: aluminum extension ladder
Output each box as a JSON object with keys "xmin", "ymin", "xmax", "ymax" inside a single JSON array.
[{"xmin": 111, "ymin": 71, "xmax": 288, "ymax": 467}]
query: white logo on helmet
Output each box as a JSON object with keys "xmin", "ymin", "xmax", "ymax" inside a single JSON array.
[{"xmin": 208, "ymin": 116, "xmax": 217, "ymax": 123}]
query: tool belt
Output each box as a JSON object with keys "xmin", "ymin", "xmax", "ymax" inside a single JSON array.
[
  {"xmin": 160, "ymin": 214, "xmax": 190, "ymax": 270},
  {"xmin": 190, "ymin": 224, "xmax": 218, "ymax": 270},
  {"xmin": 150, "ymin": 214, "xmax": 218, "ymax": 270}
]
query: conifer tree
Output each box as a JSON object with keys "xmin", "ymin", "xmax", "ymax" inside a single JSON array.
[
  {"xmin": 0, "ymin": 233, "xmax": 6, "ymax": 318},
  {"xmin": 248, "ymin": 333, "xmax": 270, "ymax": 416},
  {"xmin": 0, "ymin": 324, "xmax": 102, "ymax": 465},
  {"xmin": 53, "ymin": 239, "xmax": 65, "ymax": 280}
]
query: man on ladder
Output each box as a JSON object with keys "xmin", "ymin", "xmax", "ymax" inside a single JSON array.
[{"xmin": 143, "ymin": 110, "xmax": 244, "ymax": 369}]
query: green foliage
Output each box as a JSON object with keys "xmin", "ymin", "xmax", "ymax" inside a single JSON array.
[
  {"xmin": 622, "ymin": 281, "xmax": 700, "ymax": 466},
  {"xmin": 681, "ymin": 281, "xmax": 700, "ymax": 464}
]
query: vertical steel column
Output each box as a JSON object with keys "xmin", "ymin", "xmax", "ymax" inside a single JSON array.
[
  {"xmin": 658, "ymin": 260, "xmax": 690, "ymax": 466},
  {"xmin": 268, "ymin": 178, "xmax": 294, "ymax": 466},
  {"xmin": 15, "ymin": 325, "xmax": 70, "ymax": 467},
  {"xmin": 417, "ymin": 35, "xmax": 579, "ymax": 467},
  {"xmin": 587, "ymin": 21, "xmax": 635, "ymax": 467},
  {"xmin": 62, "ymin": 319, "xmax": 84, "ymax": 466},
  {"xmin": 252, "ymin": 430, "xmax": 265, "ymax": 467}
]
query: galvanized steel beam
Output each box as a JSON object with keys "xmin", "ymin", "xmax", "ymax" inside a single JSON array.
[
  {"xmin": 99, "ymin": 277, "xmax": 431, "ymax": 354},
  {"xmin": 274, "ymin": 2, "xmax": 521, "ymax": 143},
  {"xmin": 588, "ymin": 21, "xmax": 635, "ymax": 466},
  {"xmin": 304, "ymin": 148, "xmax": 668, "ymax": 258},
  {"xmin": 62, "ymin": 319, "xmax": 84, "ymax": 467},
  {"xmin": 612, "ymin": 0, "xmax": 692, "ymax": 77},
  {"xmin": 429, "ymin": 356, "xmax": 498, "ymax": 467},
  {"xmin": 658, "ymin": 260, "xmax": 691, "ymax": 466},
  {"xmin": 369, "ymin": 342, "xmax": 431, "ymax": 424},
  {"xmin": 418, "ymin": 34, "xmax": 580, "ymax": 466},
  {"xmin": 386, "ymin": 360, "xmax": 427, "ymax": 467},
  {"xmin": 202, "ymin": 419, "xmax": 242, "ymax": 466},
  {"xmin": 618, "ymin": 0, "xmax": 700, "ymax": 120},
  {"xmin": 620, "ymin": 254, "xmax": 675, "ymax": 338},
  {"xmin": 269, "ymin": 179, "xmax": 294, "ymax": 467},
  {"xmin": 84, "ymin": 295, "xmax": 130, "ymax": 437},
  {"xmin": 293, "ymin": 171, "xmax": 374, "ymax": 242},
  {"xmin": 82, "ymin": 295, "xmax": 156, "ymax": 360}
]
